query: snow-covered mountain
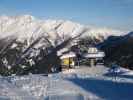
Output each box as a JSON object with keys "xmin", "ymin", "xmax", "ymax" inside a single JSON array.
[
  {"xmin": 0, "ymin": 15, "xmax": 126, "ymax": 44},
  {"xmin": 0, "ymin": 15, "xmax": 132, "ymax": 75}
]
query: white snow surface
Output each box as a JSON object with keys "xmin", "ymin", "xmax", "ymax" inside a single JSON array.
[{"xmin": 0, "ymin": 65, "xmax": 133, "ymax": 100}]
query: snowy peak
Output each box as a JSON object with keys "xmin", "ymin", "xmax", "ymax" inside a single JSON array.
[
  {"xmin": 87, "ymin": 27, "xmax": 126, "ymax": 39},
  {"xmin": 0, "ymin": 15, "xmax": 126, "ymax": 42}
]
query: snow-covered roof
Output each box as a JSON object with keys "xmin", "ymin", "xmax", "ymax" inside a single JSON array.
[
  {"xmin": 60, "ymin": 52, "xmax": 76, "ymax": 59},
  {"xmin": 83, "ymin": 51, "xmax": 105, "ymax": 58},
  {"xmin": 83, "ymin": 47, "xmax": 105, "ymax": 58},
  {"xmin": 88, "ymin": 47, "xmax": 98, "ymax": 53},
  {"xmin": 57, "ymin": 48, "xmax": 69, "ymax": 56}
]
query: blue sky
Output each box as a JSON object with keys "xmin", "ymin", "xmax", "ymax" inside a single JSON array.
[{"xmin": 0, "ymin": 0, "xmax": 133, "ymax": 31}]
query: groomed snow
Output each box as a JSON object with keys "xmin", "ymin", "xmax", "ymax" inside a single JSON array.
[{"xmin": 0, "ymin": 65, "xmax": 133, "ymax": 100}]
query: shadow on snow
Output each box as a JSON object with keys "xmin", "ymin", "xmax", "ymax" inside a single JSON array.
[{"xmin": 67, "ymin": 77, "xmax": 133, "ymax": 100}]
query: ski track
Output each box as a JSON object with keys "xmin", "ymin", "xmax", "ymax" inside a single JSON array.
[{"xmin": 0, "ymin": 65, "xmax": 133, "ymax": 100}]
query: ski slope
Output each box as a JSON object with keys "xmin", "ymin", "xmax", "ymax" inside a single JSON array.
[{"xmin": 0, "ymin": 65, "xmax": 133, "ymax": 100}]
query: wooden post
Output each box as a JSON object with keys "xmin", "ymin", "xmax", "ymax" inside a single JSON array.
[{"xmin": 90, "ymin": 59, "xmax": 95, "ymax": 67}]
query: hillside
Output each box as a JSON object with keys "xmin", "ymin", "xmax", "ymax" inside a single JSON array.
[
  {"xmin": 98, "ymin": 31, "xmax": 133, "ymax": 69},
  {"xmin": 0, "ymin": 15, "xmax": 127, "ymax": 75}
]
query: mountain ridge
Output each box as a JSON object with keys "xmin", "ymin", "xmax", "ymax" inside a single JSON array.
[{"xmin": 0, "ymin": 15, "xmax": 126, "ymax": 42}]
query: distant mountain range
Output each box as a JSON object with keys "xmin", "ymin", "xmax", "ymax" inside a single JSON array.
[
  {"xmin": 99, "ymin": 31, "xmax": 133, "ymax": 69},
  {"xmin": 0, "ymin": 15, "xmax": 126, "ymax": 43}
]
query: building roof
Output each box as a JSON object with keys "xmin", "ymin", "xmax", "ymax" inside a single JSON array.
[
  {"xmin": 88, "ymin": 47, "xmax": 98, "ymax": 53},
  {"xmin": 83, "ymin": 47, "xmax": 105, "ymax": 58},
  {"xmin": 57, "ymin": 48, "xmax": 69, "ymax": 56},
  {"xmin": 60, "ymin": 52, "xmax": 76, "ymax": 59},
  {"xmin": 83, "ymin": 51, "xmax": 105, "ymax": 58}
]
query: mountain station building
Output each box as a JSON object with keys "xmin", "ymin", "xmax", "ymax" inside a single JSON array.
[{"xmin": 83, "ymin": 47, "xmax": 105, "ymax": 67}]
